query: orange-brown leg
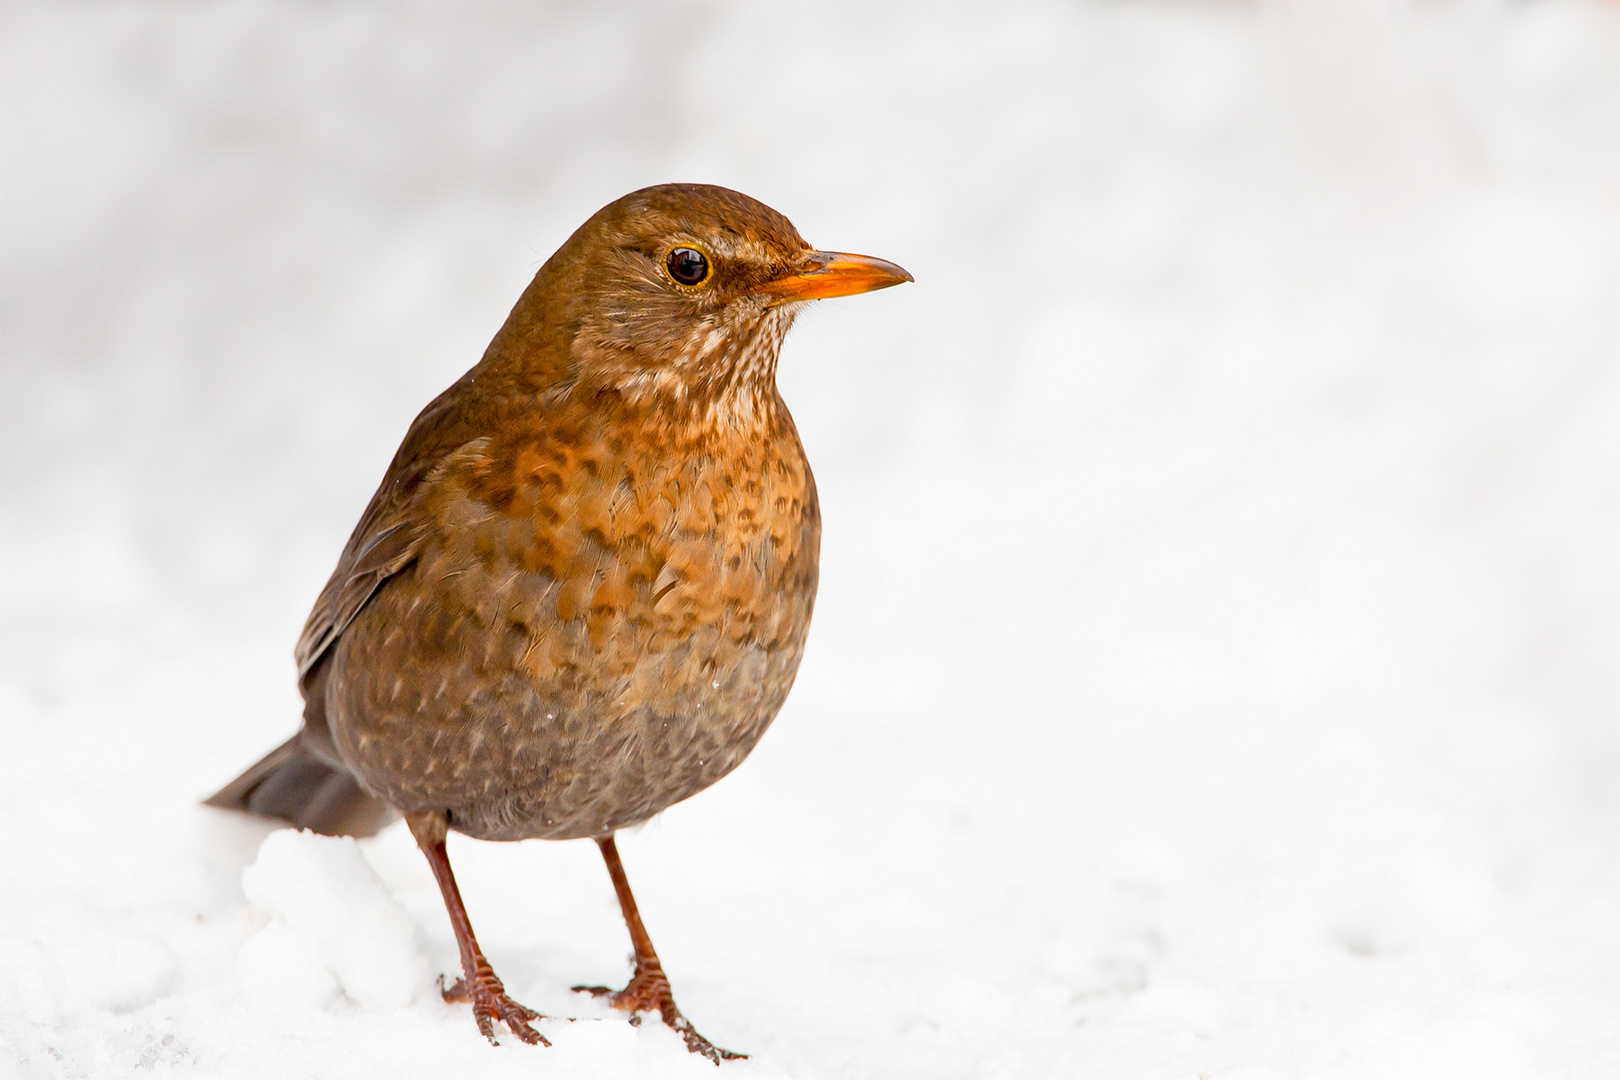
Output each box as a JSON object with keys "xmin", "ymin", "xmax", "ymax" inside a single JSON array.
[
  {"xmin": 407, "ymin": 811, "xmax": 548, "ymax": 1046},
  {"xmin": 574, "ymin": 835, "xmax": 744, "ymax": 1063}
]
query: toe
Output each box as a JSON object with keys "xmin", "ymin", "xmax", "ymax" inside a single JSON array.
[
  {"xmin": 506, "ymin": 1018, "xmax": 548, "ymax": 1046},
  {"xmin": 681, "ymin": 1028, "xmax": 746, "ymax": 1064}
]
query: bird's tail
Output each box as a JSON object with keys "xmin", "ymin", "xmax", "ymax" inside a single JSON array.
[{"xmin": 203, "ymin": 735, "xmax": 395, "ymax": 838}]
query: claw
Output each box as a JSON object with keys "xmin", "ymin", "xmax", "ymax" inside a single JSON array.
[
  {"xmin": 573, "ymin": 966, "xmax": 743, "ymax": 1063},
  {"xmin": 444, "ymin": 972, "xmax": 549, "ymax": 1046}
]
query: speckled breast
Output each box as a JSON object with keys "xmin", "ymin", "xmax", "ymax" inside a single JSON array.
[{"xmin": 324, "ymin": 403, "xmax": 819, "ymax": 842}]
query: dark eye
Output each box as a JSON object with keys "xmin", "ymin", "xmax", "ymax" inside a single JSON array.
[{"xmin": 666, "ymin": 247, "xmax": 709, "ymax": 286}]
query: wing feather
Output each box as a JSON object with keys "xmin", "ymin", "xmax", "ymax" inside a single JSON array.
[
  {"xmin": 295, "ymin": 518, "xmax": 425, "ymax": 679},
  {"xmin": 292, "ymin": 400, "xmax": 495, "ymax": 682}
]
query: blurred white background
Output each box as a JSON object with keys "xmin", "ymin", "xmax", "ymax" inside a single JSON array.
[{"xmin": 2, "ymin": 3, "xmax": 1617, "ymax": 1077}]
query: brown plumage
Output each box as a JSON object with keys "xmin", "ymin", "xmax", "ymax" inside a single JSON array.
[{"xmin": 206, "ymin": 183, "xmax": 910, "ymax": 1058}]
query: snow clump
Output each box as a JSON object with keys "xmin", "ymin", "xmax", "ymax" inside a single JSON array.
[{"xmin": 238, "ymin": 829, "xmax": 429, "ymax": 1011}]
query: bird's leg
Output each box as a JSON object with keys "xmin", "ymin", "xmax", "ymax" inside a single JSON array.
[
  {"xmin": 406, "ymin": 811, "xmax": 548, "ymax": 1046},
  {"xmin": 574, "ymin": 834, "xmax": 744, "ymax": 1063}
]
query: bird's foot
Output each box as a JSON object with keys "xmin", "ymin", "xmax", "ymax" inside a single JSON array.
[
  {"xmin": 442, "ymin": 970, "xmax": 550, "ymax": 1046},
  {"xmin": 574, "ymin": 961, "xmax": 744, "ymax": 1063}
]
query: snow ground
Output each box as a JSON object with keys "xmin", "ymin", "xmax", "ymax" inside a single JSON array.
[{"xmin": 1, "ymin": 3, "xmax": 1617, "ymax": 1077}]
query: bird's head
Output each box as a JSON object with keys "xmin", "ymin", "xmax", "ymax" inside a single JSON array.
[{"xmin": 483, "ymin": 184, "xmax": 911, "ymax": 418}]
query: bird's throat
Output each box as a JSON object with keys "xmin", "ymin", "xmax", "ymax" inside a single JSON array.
[{"xmin": 593, "ymin": 303, "xmax": 800, "ymax": 439}]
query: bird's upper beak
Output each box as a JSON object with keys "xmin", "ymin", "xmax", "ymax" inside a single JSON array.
[{"xmin": 759, "ymin": 250, "xmax": 914, "ymax": 304}]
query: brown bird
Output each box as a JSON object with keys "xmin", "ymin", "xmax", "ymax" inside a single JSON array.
[{"xmin": 205, "ymin": 183, "xmax": 910, "ymax": 1059}]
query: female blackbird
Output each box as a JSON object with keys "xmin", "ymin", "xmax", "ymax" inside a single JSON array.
[{"xmin": 206, "ymin": 183, "xmax": 911, "ymax": 1059}]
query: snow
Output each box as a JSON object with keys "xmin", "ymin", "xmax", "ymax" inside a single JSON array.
[
  {"xmin": 237, "ymin": 831, "xmax": 428, "ymax": 1013},
  {"xmin": 1, "ymin": 2, "xmax": 1617, "ymax": 1077}
]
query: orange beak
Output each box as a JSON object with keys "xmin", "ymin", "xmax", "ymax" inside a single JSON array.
[{"xmin": 760, "ymin": 250, "xmax": 914, "ymax": 304}]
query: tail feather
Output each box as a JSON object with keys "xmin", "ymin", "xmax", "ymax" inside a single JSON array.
[{"xmin": 204, "ymin": 735, "xmax": 395, "ymax": 838}]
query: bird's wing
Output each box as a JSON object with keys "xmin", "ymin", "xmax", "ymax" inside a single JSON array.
[
  {"xmin": 293, "ymin": 375, "xmax": 496, "ymax": 683},
  {"xmin": 294, "ymin": 514, "xmax": 426, "ymax": 681}
]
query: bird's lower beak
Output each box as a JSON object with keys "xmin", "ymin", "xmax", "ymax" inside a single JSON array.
[{"xmin": 760, "ymin": 251, "xmax": 914, "ymax": 304}]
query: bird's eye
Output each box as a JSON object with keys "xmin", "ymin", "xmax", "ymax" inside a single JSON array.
[{"xmin": 666, "ymin": 247, "xmax": 710, "ymax": 286}]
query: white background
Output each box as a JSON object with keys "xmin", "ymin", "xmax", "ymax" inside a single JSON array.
[{"xmin": 2, "ymin": 3, "xmax": 1617, "ymax": 1077}]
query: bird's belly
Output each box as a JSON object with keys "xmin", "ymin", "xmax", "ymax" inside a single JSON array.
[{"xmin": 326, "ymin": 530, "xmax": 816, "ymax": 841}]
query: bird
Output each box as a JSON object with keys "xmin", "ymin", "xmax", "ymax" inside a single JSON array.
[{"xmin": 204, "ymin": 183, "xmax": 911, "ymax": 1060}]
